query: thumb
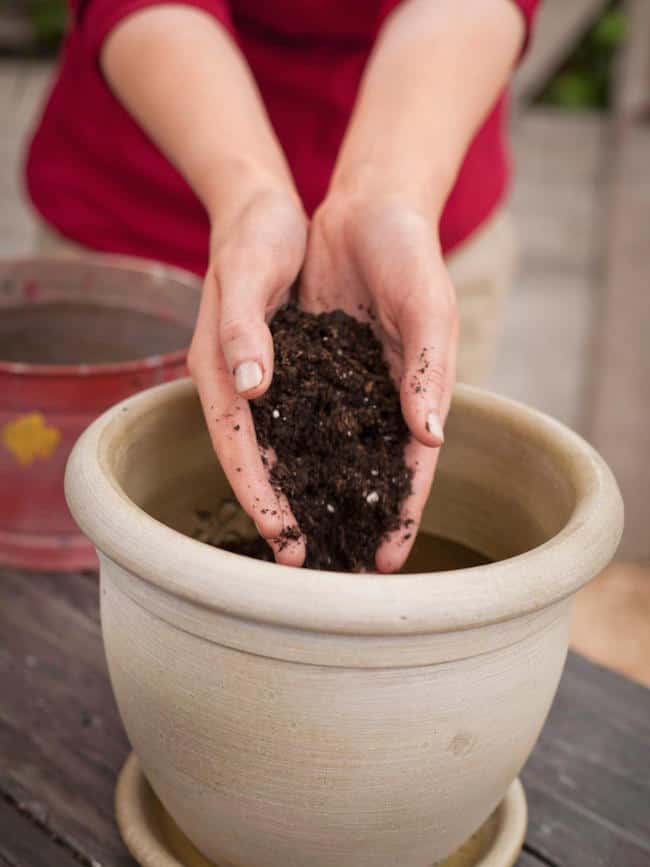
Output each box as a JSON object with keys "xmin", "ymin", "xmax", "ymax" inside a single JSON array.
[
  {"xmin": 214, "ymin": 190, "xmax": 307, "ymax": 398},
  {"xmin": 217, "ymin": 253, "xmax": 283, "ymax": 400},
  {"xmin": 398, "ymin": 285, "xmax": 458, "ymax": 448}
]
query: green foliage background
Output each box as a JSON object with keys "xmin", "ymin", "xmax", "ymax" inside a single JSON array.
[
  {"xmin": 25, "ymin": 0, "xmax": 67, "ymax": 52},
  {"xmin": 539, "ymin": 5, "xmax": 627, "ymax": 109}
]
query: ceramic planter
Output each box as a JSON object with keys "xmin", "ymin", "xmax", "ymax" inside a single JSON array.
[
  {"xmin": 0, "ymin": 255, "xmax": 199, "ymax": 570},
  {"xmin": 65, "ymin": 379, "xmax": 622, "ymax": 867}
]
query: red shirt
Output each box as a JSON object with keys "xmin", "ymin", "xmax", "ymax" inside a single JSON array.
[{"xmin": 26, "ymin": 0, "xmax": 537, "ymax": 277}]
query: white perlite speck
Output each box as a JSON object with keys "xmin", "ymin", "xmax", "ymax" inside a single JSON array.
[
  {"xmin": 326, "ymin": 504, "xmax": 335, "ymax": 513},
  {"xmin": 272, "ymin": 409, "xmax": 280, "ymax": 419},
  {"xmin": 366, "ymin": 491, "xmax": 379, "ymax": 505}
]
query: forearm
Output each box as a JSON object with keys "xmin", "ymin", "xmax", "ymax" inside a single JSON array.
[
  {"xmin": 331, "ymin": 0, "xmax": 525, "ymax": 219},
  {"xmin": 101, "ymin": 5, "xmax": 298, "ymax": 224}
]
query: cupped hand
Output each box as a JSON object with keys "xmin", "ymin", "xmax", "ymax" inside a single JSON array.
[
  {"xmin": 187, "ymin": 182, "xmax": 308, "ymax": 565},
  {"xmin": 300, "ymin": 192, "xmax": 458, "ymax": 573}
]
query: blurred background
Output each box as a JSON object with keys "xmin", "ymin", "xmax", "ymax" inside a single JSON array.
[{"xmin": 1, "ymin": 0, "xmax": 648, "ymax": 681}]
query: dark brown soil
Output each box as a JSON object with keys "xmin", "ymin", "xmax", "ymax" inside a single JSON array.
[
  {"xmin": 0, "ymin": 302, "xmax": 192, "ymax": 364},
  {"xmin": 193, "ymin": 502, "xmax": 490, "ymax": 572},
  {"xmin": 222, "ymin": 532, "xmax": 490, "ymax": 572},
  {"xmin": 220, "ymin": 534, "xmax": 275, "ymax": 561},
  {"xmin": 250, "ymin": 304, "xmax": 413, "ymax": 571}
]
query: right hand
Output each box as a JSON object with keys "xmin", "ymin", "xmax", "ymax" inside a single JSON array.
[
  {"xmin": 300, "ymin": 191, "xmax": 458, "ymax": 573},
  {"xmin": 187, "ymin": 180, "xmax": 308, "ymax": 566}
]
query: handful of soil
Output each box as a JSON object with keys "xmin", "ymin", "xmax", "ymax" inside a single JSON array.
[{"xmin": 251, "ymin": 304, "xmax": 413, "ymax": 571}]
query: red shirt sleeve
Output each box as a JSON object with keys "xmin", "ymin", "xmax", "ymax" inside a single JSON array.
[
  {"xmin": 375, "ymin": 0, "xmax": 539, "ymax": 59},
  {"xmin": 71, "ymin": 0, "xmax": 236, "ymax": 58},
  {"xmin": 510, "ymin": 0, "xmax": 539, "ymax": 56}
]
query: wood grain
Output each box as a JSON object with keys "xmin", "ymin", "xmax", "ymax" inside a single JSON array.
[
  {"xmin": 0, "ymin": 568, "xmax": 135, "ymax": 867},
  {"xmin": 583, "ymin": 0, "xmax": 650, "ymax": 560},
  {"xmin": 0, "ymin": 60, "xmax": 50, "ymax": 256},
  {"xmin": 0, "ymin": 795, "xmax": 84, "ymax": 867},
  {"xmin": 584, "ymin": 119, "xmax": 650, "ymax": 560},
  {"xmin": 513, "ymin": 0, "xmax": 610, "ymax": 105},
  {"xmin": 1, "ymin": 569, "xmax": 649, "ymax": 867},
  {"xmin": 521, "ymin": 653, "xmax": 650, "ymax": 867},
  {"xmin": 490, "ymin": 110, "xmax": 606, "ymax": 432},
  {"xmin": 518, "ymin": 851, "xmax": 554, "ymax": 867},
  {"xmin": 614, "ymin": 0, "xmax": 650, "ymax": 121}
]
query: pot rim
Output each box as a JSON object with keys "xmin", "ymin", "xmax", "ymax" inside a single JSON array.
[
  {"xmin": 65, "ymin": 379, "xmax": 623, "ymax": 636},
  {"xmin": 0, "ymin": 254, "xmax": 200, "ymax": 377}
]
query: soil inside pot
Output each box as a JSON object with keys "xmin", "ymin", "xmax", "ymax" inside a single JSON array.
[
  {"xmin": 0, "ymin": 302, "xmax": 192, "ymax": 364},
  {"xmin": 192, "ymin": 502, "xmax": 490, "ymax": 572},
  {"xmin": 250, "ymin": 304, "xmax": 413, "ymax": 572}
]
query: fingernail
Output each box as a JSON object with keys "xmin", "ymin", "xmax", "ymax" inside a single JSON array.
[
  {"xmin": 426, "ymin": 412, "xmax": 445, "ymax": 444},
  {"xmin": 234, "ymin": 361, "xmax": 263, "ymax": 394}
]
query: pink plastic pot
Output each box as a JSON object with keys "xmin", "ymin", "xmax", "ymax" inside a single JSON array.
[{"xmin": 0, "ymin": 255, "xmax": 200, "ymax": 571}]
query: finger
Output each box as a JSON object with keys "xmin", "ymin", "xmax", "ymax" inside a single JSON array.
[
  {"xmin": 398, "ymin": 278, "xmax": 458, "ymax": 448},
  {"xmin": 196, "ymin": 377, "xmax": 283, "ymax": 542},
  {"xmin": 216, "ymin": 195, "xmax": 307, "ymax": 400},
  {"xmin": 376, "ymin": 343, "xmax": 456, "ymax": 574},
  {"xmin": 217, "ymin": 249, "xmax": 286, "ymax": 400},
  {"xmin": 188, "ymin": 271, "xmax": 303, "ymax": 557},
  {"xmin": 264, "ymin": 484, "xmax": 307, "ymax": 568},
  {"xmin": 375, "ymin": 438, "xmax": 439, "ymax": 574}
]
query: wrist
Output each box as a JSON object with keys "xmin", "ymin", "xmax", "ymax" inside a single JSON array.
[
  {"xmin": 327, "ymin": 160, "xmax": 451, "ymax": 228},
  {"xmin": 204, "ymin": 155, "xmax": 302, "ymax": 229}
]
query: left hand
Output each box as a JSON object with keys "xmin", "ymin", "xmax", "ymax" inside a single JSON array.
[
  {"xmin": 188, "ymin": 182, "xmax": 308, "ymax": 567},
  {"xmin": 300, "ymin": 190, "xmax": 458, "ymax": 572}
]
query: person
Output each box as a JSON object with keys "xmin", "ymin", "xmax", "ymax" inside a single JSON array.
[{"xmin": 26, "ymin": 0, "xmax": 538, "ymax": 571}]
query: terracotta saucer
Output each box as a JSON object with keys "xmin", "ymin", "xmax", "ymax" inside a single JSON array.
[{"xmin": 116, "ymin": 753, "xmax": 527, "ymax": 867}]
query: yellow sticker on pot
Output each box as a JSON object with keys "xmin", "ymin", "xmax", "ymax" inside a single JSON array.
[{"xmin": 2, "ymin": 412, "xmax": 62, "ymax": 466}]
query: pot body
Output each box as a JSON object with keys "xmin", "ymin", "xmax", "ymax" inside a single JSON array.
[
  {"xmin": 0, "ymin": 256, "xmax": 199, "ymax": 570},
  {"xmin": 102, "ymin": 556, "xmax": 570, "ymax": 867},
  {"xmin": 65, "ymin": 380, "xmax": 623, "ymax": 866}
]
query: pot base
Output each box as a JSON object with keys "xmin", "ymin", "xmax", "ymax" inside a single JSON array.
[{"xmin": 116, "ymin": 753, "xmax": 527, "ymax": 867}]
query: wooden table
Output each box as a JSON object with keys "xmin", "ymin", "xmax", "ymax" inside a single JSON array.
[{"xmin": 1, "ymin": 568, "xmax": 649, "ymax": 867}]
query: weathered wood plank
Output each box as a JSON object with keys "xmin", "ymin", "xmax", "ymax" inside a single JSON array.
[
  {"xmin": 0, "ymin": 569, "xmax": 135, "ymax": 867},
  {"xmin": 582, "ymin": 0, "xmax": 650, "ymax": 560},
  {"xmin": 0, "ymin": 59, "xmax": 51, "ymax": 256},
  {"xmin": 517, "ymin": 850, "xmax": 554, "ymax": 867},
  {"xmin": 521, "ymin": 653, "xmax": 650, "ymax": 867},
  {"xmin": 522, "ymin": 785, "xmax": 650, "ymax": 867},
  {"xmin": 614, "ymin": 0, "xmax": 650, "ymax": 120},
  {"xmin": 513, "ymin": 0, "xmax": 610, "ymax": 105},
  {"xmin": 0, "ymin": 796, "xmax": 84, "ymax": 867},
  {"xmin": 491, "ymin": 271, "xmax": 595, "ymax": 432},
  {"xmin": 491, "ymin": 110, "xmax": 606, "ymax": 431},
  {"xmin": 1, "ymin": 570, "xmax": 649, "ymax": 867},
  {"xmin": 584, "ymin": 129, "xmax": 650, "ymax": 558},
  {"xmin": 509, "ymin": 111, "xmax": 606, "ymax": 274}
]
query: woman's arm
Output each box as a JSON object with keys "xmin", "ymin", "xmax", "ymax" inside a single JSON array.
[
  {"xmin": 301, "ymin": 0, "xmax": 526, "ymax": 571},
  {"xmin": 332, "ymin": 0, "xmax": 526, "ymax": 217},
  {"xmin": 101, "ymin": 5, "xmax": 296, "ymax": 222},
  {"xmin": 102, "ymin": 5, "xmax": 308, "ymax": 564},
  {"xmin": 332, "ymin": 0, "xmax": 526, "ymax": 426}
]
